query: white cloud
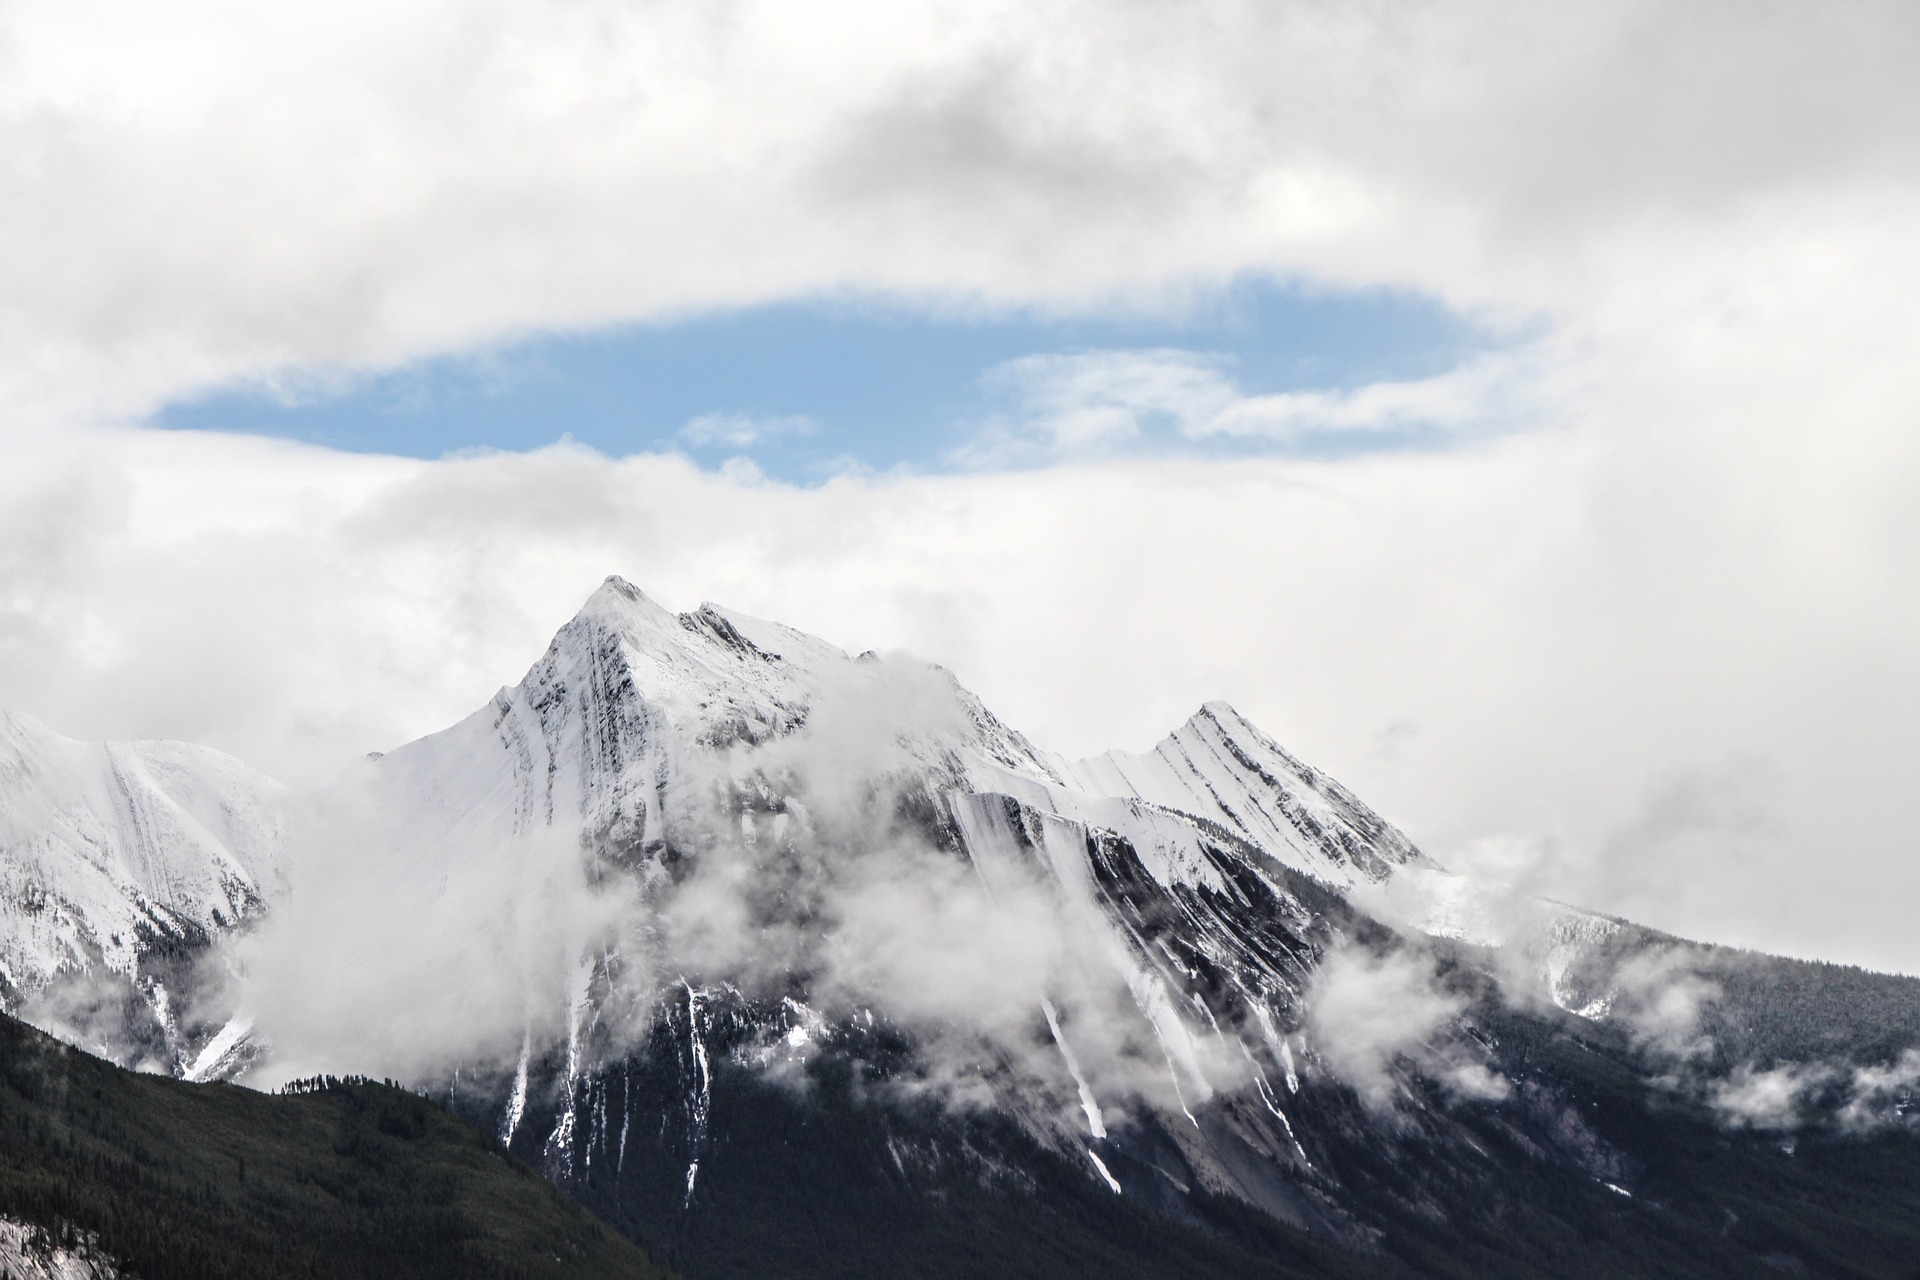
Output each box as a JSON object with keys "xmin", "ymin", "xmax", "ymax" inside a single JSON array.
[
  {"xmin": 233, "ymin": 649, "xmax": 1235, "ymax": 1113},
  {"xmin": 1609, "ymin": 949, "xmax": 1723, "ymax": 1061},
  {"xmin": 1, "ymin": 0, "xmax": 1919, "ymax": 983},
  {"xmin": 1707, "ymin": 1050, "xmax": 1920, "ymax": 1132},
  {"xmin": 1708, "ymin": 1050, "xmax": 1920, "ymax": 1133},
  {"xmin": 678, "ymin": 412, "xmax": 814, "ymax": 450},
  {"xmin": 1840, "ymin": 1049, "xmax": 1920, "ymax": 1131},
  {"xmin": 1305, "ymin": 947, "xmax": 1455, "ymax": 1107},
  {"xmin": 1199, "ymin": 355, "xmax": 1529, "ymax": 439},
  {"xmin": 3, "ymin": 362, "xmax": 1919, "ymax": 975},
  {"xmin": 1576, "ymin": 758, "xmax": 1798, "ymax": 961},
  {"xmin": 956, "ymin": 347, "xmax": 1536, "ymax": 464},
  {"xmin": 1709, "ymin": 1061, "xmax": 1832, "ymax": 1130},
  {"xmin": 4, "ymin": 1, "xmax": 1918, "ymax": 425},
  {"xmin": 237, "ymin": 806, "xmax": 631, "ymax": 1085},
  {"xmin": 1303, "ymin": 943, "xmax": 1506, "ymax": 1110}
]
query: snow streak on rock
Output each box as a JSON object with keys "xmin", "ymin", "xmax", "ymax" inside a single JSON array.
[{"xmin": 680, "ymin": 982, "xmax": 711, "ymax": 1207}]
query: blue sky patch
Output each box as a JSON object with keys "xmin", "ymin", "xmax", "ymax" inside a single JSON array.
[{"xmin": 156, "ymin": 280, "xmax": 1499, "ymax": 481}]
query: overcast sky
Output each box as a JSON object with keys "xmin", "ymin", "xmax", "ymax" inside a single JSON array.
[{"xmin": 3, "ymin": 0, "xmax": 1918, "ymax": 972}]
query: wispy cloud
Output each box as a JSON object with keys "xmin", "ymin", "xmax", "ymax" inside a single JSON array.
[
  {"xmin": 6, "ymin": 2, "xmax": 1914, "ymax": 427},
  {"xmin": 951, "ymin": 347, "xmax": 1540, "ymax": 466},
  {"xmin": 1709, "ymin": 1051, "xmax": 1920, "ymax": 1133},
  {"xmin": 235, "ymin": 650, "xmax": 1246, "ymax": 1120},
  {"xmin": 1304, "ymin": 943, "xmax": 1507, "ymax": 1111},
  {"xmin": 1709, "ymin": 1061, "xmax": 1835, "ymax": 1130},
  {"xmin": 1609, "ymin": 948, "xmax": 1724, "ymax": 1061},
  {"xmin": 677, "ymin": 411, "xmax": 815, "ymax": 450}
]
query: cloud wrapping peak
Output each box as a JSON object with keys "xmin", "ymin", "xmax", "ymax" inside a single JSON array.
[{"xmin": 233, "ymin": 648, "xmax": 1243, "ymax": 1121}]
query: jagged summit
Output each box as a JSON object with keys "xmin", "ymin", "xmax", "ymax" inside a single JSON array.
[
  {"xmin": 574, "ymin": 574, "xmax": 828, "ymax": 666},
  {"xmin": 573, "ymin": 574, "xmax": 679, "ymax": 629},
  {"xmin": 1067, "ymin": 701, "xmax": 1431, "ymax": 883},
  {"xmin": 362, "ymin": 580, "xmax": 1063, "ymax": 879},
  {"xmin": 539, "ymin": 576, "xmax": 874, "ymax": 736},
  {"xmin": 362, "ymin": 580, "xmax": 1425, "ymax": 895}
]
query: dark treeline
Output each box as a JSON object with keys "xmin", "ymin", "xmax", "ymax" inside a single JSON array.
[
  {"xmin": 0, "ymin": 1012, "xmax": 669, "ymax": 1280},
  {"xmin": 278, "ymin": 1074, "xmax": 421, "ymax": 1097}
]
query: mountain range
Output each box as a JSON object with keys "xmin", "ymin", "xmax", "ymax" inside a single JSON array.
[{"xmin": 1, "ymin": 577, "xmax": 1916, "ymax": 1279}]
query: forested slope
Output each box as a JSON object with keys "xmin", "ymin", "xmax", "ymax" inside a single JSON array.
[{"xmin": 0, "ymin": 1012, "xmax": 670, "ymax": 1280}]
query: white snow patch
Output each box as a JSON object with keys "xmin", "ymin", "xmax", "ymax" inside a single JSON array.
[
  {"xmin": 0, "ymin": 1216, "xmax": 116, "ymax": 1279},
  {"xmin": 182, "ymin": 1013, "xmax": 254, "ymax": 1083}
]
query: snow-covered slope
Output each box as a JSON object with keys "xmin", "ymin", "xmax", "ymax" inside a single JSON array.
[
  {"xmin": 358, "ymin": 577, "xmax": 1054, "ymax": 871},
  {"xmin": 1064, "ymin": 702, "xmax": 1429, "ymax": 883},
  {"xmin": 361, "ymin": 577, "xmax": 1422, "ymax": 893},
  {"xmin": 0, "ymin": 711, "xmax": 285, "ymax": 1069},
  {"xmin": 314, "ymin": 577, "xmax": 1435, "ymax": 1195}
]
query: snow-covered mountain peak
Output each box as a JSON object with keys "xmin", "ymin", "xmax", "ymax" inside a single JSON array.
[
  {"xmin": 545, "ymin": 577, "xmax": 849, "ymax": 741},
  {"xmin": 569, "ymin": 576, "xmax": 689, "ymax": 653},
  {"xmin": 296, "ymin": 584, "xmax": 1456, "ymax": 1197},
  {"xmin": 356, "ymin": 581, "xmax": 1430, "ymax": 900},
  {"xmin": 360, "ymin": 582, "xmax": 1060, "ymax": 877},
  {"xmin": 0, "ymin": 710, "xmax": 286, "ymax": 1070},
  {"xmin": 1053, "ymin": 699, "xmax": 1430, "ymax": 885},
  {"xmin": 577, "ymin": 573, "xmax": 666, "ymax": 618},
  {"xmin": 572, "ymin": 575, "xmax": 831, "ymax": 672},
  {"xmin": 539, "ymin": 580, "xmax": 1042, "ymax": 775}
]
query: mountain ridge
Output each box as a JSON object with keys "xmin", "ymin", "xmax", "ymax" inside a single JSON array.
[{"xmin": 1, "ymin": 577, "xmax": 1917, "ymax": 1278}]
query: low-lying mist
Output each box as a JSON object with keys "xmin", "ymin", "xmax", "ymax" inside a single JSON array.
[{"xmin": 206, "ymin": 645, "xmax": 1919, "ymax": 1144}]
